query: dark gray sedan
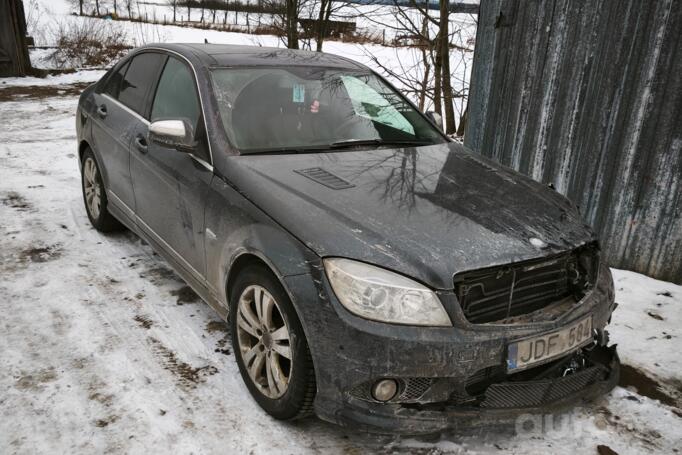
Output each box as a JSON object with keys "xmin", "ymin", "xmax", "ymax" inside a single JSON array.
[{"xmin": 76, "ymin": 44, "xmax": 619, "ymax": 434}]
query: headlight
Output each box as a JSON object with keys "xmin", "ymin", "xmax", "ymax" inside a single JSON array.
[{"xmin": 323, "ymin": 258, "xmax": 452, "ymax": 326}]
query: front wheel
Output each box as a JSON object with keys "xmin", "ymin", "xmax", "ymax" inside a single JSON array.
[
  {"xmin": 81, "ymin": 148, "xmax": 123, "ymax": 232},
  {"xmin": 229, "ymin": 264, "xmax": 316, "ymax": 420}
]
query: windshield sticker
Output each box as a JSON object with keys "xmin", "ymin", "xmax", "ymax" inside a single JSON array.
[{"xmin": 293, "ymin": 84, "xmax": 305, "ymax": 103}]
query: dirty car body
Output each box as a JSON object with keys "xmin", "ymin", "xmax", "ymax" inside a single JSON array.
[{"xmin": 76, "ymin": 44, "xmax": 619, "ymax": 434}]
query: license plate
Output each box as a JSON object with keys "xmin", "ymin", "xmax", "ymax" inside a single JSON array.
[{"xmin": 507, "ymin": 316, "xmax": 593, "ymax": 371}]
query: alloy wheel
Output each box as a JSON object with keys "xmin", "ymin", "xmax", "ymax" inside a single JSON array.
[
  {"xmin": 83, "ymin": 157, "xmax": 101, "ymax": 220},
  {"xmin": 236, "ymin": 285, "xmax": 293, "ymax": 399}
]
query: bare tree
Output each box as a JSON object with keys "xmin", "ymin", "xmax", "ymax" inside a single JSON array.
[
  {"xmin": 123, "ymin": 0, "xmax": 133, "ymax": 18},
  {"xmin": 68, "ymin": 0, "xmax": 84, "ymax": 15},
  {"xmin": 49, "ymin": 18, "xmax": 129, "ymax": 68},
  {"xmin": 438, "ymin": 0, "xmax": 456, "ymax": 134},
  {"xmin": 285, "ymin": 0, "xmax": 300, "ymax": 49},
  {"xmin": 263, "ymin": 0, "xmax": 303, "ymax": 49},
  {"xmin": 168, "ymin": 0, "xmax": 178, "ymax": 22},
  {"xmin": 312, "ymin": 0, "xmax": 353, "ymax": 52},
  {"xmin": 358, "ymin": 0, "xmax": 474, "ymax": 135},
  {"xmin": 314, "ymin": 0, "xmax": 332, "ymax": 51},
  {"xmin": 25, "ymin": 0, "xmax": 48, "ymax": 45}
]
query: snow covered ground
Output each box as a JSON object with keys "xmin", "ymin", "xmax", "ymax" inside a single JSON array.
[{"xmin": 0, "ymin": 80, "xmax": 681, "ymax": 454}]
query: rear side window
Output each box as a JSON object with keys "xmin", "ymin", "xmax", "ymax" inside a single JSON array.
[
  {"xmin": 103, "ymin": 61, "xmax": 129, "ymax": 98},
  {"xmin": 118, "ymin": 53, "xmax": 166, "ymax": 117},
  {"xmin": 151, "ymin": 57, "xmax": 200, "ymax": 129}
]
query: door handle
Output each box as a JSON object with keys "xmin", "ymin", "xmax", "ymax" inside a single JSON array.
[
  {"xmin": 96, "ymin": 104, "xmax": 107, "ymax": 118},
  {"xmin": 134, "ymin": 135, "xmax": 148, "ymax": 154}
]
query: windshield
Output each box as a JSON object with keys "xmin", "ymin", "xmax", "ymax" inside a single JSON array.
[{"xmin": 210, "ymin": 67, "xmax": 446, "ymax": 153}]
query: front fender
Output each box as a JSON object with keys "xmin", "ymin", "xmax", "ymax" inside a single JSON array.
[{"xmin": 205, "ymin": 176, "xmax": 321, "ymax": 311}]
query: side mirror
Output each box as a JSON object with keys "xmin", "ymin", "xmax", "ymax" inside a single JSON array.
[
  {"xmin": 148, "ymin": 119, "xmax": 196, "ymax": 152},
  {"xmin": 426, "ymin": 111, "xmax": 443, "ymax": 132}
]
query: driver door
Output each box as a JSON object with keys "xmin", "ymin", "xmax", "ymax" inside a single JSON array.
[{"xmin": 130, "ymin": 55, "xmax": 213, "ymax": 280}]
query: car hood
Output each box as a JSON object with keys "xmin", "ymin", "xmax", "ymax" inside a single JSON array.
[{"xmin": 223, "ymin": 142, "xmax": 596, "ymax": 290}]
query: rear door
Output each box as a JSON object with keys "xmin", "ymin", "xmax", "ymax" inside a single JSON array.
[
  {"xmin": 130, "ymin": 54, "xmax": 213, "ymax": 280},
  {"xmin": 90, "ymin": 53, "xmax": 167, "ymax": 216},
  {"xmin": 90, "ymin": 60, "xmax": 138, "ymax": 213}
]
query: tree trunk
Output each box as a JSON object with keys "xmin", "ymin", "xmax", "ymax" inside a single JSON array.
[
  {"xmin": 95, "ymin": 0, "xmax": 100, "ymax": 15},
  {"xmin": 419, "ymin": 54, "xmax": 430, "ymax": 111},
  {"xmin": 433, "ymin": 29, "xmax": 442, "ymax": 115},
  {"xmin": 315, "ymin": 0, "xmax": 332, "ymax": 52},
  {"xmin": 286, "ymin": 0, "xmax": 299, "ymax": 49},
  {"xmin": 456, "ymin": 105, "xmax": 467, "ymax": 137},
  {"xmin": 79, "ymin": 0, "xmax": 83, "ymax": 15},
  {"xmin": 418, "ymin": 16, "xmax": 430, "ymax": 110},
  {"xmin": 439, "ymin": 0, "xmax": 456, "ymax": 134}
]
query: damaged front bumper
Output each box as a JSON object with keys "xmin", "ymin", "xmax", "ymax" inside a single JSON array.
[
  {"xmin": 335, "ymin": 345, "xmax": 619, "ymax": 435},
  {"xmin": 283, "ymin": 263, "xmax": 619, "ymax": 435}
]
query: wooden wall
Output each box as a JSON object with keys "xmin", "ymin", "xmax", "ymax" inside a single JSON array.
[{"xmin": 0, "ymin": 0, "xmax": 31, "ymax": 77}]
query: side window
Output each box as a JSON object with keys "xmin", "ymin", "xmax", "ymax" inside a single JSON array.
[
  {"xmin": 118, "ymin": 53, "xmax": 167, "ymax": 117},
  {"xmin": 103, "ymin": 61, "xmax": 129, "ymax": 98},
  {"xmin": 151, "ymin": 57, "xmax": 200, "ymax": 129}
]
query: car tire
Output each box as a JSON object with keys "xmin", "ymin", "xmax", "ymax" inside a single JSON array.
[
  {"xmin": 229, "ymin": 264, "xmax": 316, "ymax": 420},
  {"xmin": 81, "ymin": 148, "xmax": 123, "ymax": 232}
]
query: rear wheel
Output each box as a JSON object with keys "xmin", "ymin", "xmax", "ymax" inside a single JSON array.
[
  {"xmin": 230, "ymin": 264, "xmax": 316, "ymax": 420},
  {"xmin": 81, "ymin": 148, "xmax": 123, "ymax": 232}
]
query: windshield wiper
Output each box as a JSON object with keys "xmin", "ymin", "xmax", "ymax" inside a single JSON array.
[
  {"xmin": 242, "ymin": 145, "xmax": 330, "ymax": 155},
  {"xmin": 329, "ymin": 139, "xmax": 434, "ymax": 149},
  {"xmin": 242, "ymin": 140, "xmax": 435, "ymax": 155}
]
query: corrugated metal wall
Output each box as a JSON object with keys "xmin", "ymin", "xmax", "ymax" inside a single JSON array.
[{"xmin": 465, "ymin": 0, "xmax": 682, "ymax": 284}]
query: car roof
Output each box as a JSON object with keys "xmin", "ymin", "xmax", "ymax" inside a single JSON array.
[{"xmin": 135, "ymin": 43, "xmax": 368, "ymax": 70}]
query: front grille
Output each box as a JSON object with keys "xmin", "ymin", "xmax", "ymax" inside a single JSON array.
[
  {"xmin": 479, "ymin": 365, "xmax": 606, "ymax": 408},
  {"xmin": 465, "ymin": 365, "xmax": 506, "ymax": 395},
  {"xmin": 454, "ymin": 246, "xmax": 597, "ymax": 324}
]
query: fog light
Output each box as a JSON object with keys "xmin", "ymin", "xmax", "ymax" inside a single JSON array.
[{"xmin": 371, "ymin": 378, "xmax": 398, "ymax": 402}]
